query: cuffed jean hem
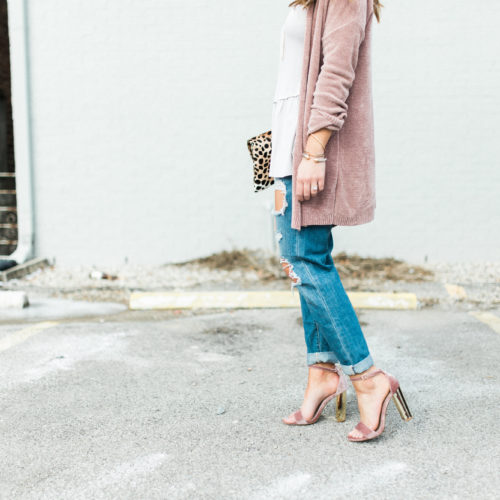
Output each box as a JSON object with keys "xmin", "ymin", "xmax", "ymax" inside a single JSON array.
[
  {"xmin": 339, "ymin": 353, "xmax": 374, "ymax": 376},
  {"xmin": 307, "ymin": 351, "xmax": 339, "ymax": 366}
]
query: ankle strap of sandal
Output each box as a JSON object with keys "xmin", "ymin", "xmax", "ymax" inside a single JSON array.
[
  {"xmin": 310, "ymin": 364, "xmax": 340, "ymax": 374},
  {"xmin": 350, "ymin": 368, "xmax": 384, "ymax": 381}
]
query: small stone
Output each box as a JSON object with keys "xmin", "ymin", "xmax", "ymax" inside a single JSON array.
[{"xmin": 216, "ymin": 406, "xmax": 225, "ymax": 415}]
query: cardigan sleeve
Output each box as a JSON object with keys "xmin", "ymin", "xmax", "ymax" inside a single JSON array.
[{"xmin": 307, "ymin": 1, "xmax": 368, "ymax": 136}]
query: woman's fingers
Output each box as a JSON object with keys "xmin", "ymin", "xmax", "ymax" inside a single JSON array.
[
  {"xmin": 296, "ymin": 178, "xmax": 304, "ymax": 202},
  {"xmin": 297, "ymin": 178, "xmax": 324, "ymax": 201},
  {"xmin": 310, "ymin": 179, "xmax": 321, "ymax": 197},
  {"xmin": 303, "ymin": 181, "xmax": 311, "ymax": 200},
  {"xmin": 296, "ymin": 158, "xmax": 326, "ymax": 201}
]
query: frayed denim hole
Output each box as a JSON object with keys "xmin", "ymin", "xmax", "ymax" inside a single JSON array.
[{"xmin": 272, "ymin": 179, "xmax": 288, "ymax": 216}]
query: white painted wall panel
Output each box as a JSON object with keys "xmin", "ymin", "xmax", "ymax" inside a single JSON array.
[{"xmin": 13, "ymin": 0, "xmax": 500, "ymax": 265}]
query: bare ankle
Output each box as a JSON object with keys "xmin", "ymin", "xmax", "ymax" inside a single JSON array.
[
  {"xmin": 353, "ymin": 378, "xmax": 376, "ymax": 393},
  {"xmin": 350, "ymin": 366, "xmax": 383, "ymax": 392},
  {"xmin": 310, "ymin": 362, "xmax": 336, "ymax": 369}
]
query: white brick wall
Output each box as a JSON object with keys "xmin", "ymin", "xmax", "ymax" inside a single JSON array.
[{"xmin": 12, "ymin": 0, "xmax": 500, "ymax": 265}]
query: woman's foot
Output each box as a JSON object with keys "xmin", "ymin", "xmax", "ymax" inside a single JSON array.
[
  {"xmin": 282, "ymin": 362, "xmax": 340, "ymax": 424},
  {"xmin": 347, "ymin": 366, "xmax": 392, "ymax": 440}
]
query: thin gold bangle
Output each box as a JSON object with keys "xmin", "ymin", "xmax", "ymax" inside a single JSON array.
[
  {"xmin": 303, "ymin": 150, "xmax": 325, "ymax": 158},
  {"xmin": 302, "ymin": 152, "xmax": 327, "ymax": 163},
  {"xmin": 309, "ymin": 133, "xmax": 326, "ymax": 152}
]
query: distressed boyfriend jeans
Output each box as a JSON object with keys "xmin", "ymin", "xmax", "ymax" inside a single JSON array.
[{"xmin": 273, "ymin": 175, "xmax": 374, "ymax": 375}]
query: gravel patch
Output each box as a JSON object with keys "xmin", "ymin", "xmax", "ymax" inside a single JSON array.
[
  {"xmin": 425, "ymin": 260, "xmax": 500, "ymax": 309},
  {"xmin": 0, "ymin": 250, "xmax": 498, "ymax": 310}
]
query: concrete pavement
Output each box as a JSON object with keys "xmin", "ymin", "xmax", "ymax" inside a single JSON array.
[{"xmin": 0, "ymin": 305, "xmax": 499, "ymax": 499}]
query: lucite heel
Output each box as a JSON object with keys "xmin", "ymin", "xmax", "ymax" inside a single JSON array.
[
  {"xmin": 335, "ymin": 390, "xmax": 347, "ymax": 422},
  {"xmin": 392, "ymin": 386, "xmax": 412, "ymax": 422}
]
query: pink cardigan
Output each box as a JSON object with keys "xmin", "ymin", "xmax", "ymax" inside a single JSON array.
[{"xmin": 291, "ymin": 0, "xmax": 376, "ymax": 230}]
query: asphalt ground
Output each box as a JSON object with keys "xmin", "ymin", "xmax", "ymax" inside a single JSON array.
[{"xmin": 0, "ymin": 304, "xmax": 499, "ymax": 499}]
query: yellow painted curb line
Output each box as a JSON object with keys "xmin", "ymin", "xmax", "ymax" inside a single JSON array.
[
  {"xmin": 469, "ymin": 311, "xmax": 500, "ymax": 335},
  {"xmin": 0, "ymin": 321, "xmax": 60, "ymax": 354},
  {"xmin": 350, "ymin": 292, "xmax": 418, "ymax": 310},
  {"xmin": 129, "ymin": 291, "xmax": 418, "ymax": 311}
]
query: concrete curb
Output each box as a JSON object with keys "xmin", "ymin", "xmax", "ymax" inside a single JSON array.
[
  {"xmin": 129, "ymin": 290, "xmax": 418, "ymax": 311},
  {"xmin": 0, "ymin": 291, "xmax": 29, "ymax": 309},
  {"xmin": 0, "ymin": 257, "xmax": 50, "ymax": 282}
]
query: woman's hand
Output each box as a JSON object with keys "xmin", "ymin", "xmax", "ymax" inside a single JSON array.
[
  {"xmin": 296, "ymin": 158, "xmax": 325, "ymax": 202},
  {"xmin": 296, "ymin": 128, "xmax": 332, "ymax": 202}
]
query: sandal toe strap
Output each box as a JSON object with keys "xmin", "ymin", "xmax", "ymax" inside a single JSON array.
[
  {"xmin": 293, "ymin": 410, "xmax": 309, "ymax": 425},
  {"xmin": 355, "ymin": 421, "xmax": 377, "ymax": 438}
]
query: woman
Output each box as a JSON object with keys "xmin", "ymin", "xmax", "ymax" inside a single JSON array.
[{"xmin": 270, "ymin": 0, "xmax": 412, "ymax": 442}]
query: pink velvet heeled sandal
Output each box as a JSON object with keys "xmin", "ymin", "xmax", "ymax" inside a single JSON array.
[
  {"xmin": 282, "ymin": 364, "xmax": 348, "ymax": 425},
  {"xmin": 347, "ymin": 368, "xmax": 412, "ymax": 442}
]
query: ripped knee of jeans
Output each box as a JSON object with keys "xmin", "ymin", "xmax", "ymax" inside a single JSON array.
[
  {"xmin": 272, "ymin": 179, "xmax": 288, "ymax": 216},
  {"xmin": 280, "ymin": 257, "xmax": 302, "ymax": 292}
]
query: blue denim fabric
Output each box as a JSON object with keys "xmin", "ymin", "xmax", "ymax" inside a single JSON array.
[{"xmin": 273, "ymin": 175, "xmax": 374, "ymax": 375}]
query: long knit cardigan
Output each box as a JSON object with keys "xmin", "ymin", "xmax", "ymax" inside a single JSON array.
[{"xmin": 291, "ymin": 0, "xmax": 375, "ymax": 230}]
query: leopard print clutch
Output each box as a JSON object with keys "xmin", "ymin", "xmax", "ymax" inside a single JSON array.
[{"xmin": 247, "ymin": 130, "xmax": 274, "ymax": 192}]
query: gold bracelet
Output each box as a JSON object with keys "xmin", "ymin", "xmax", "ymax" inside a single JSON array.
[
  {"xmin": 303, "ymin": 150, "xmax": 325, "ymax": 158},
  {"xmin": 302, "ymin": 152, "xmax": 327, "ymax": 163},
  {"xmin": 309, "ymin": 133, "xmax": 326, "ymax": 152}
]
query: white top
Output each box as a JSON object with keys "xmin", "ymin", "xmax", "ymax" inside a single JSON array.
[{"xmin": 269, "ymin": 5, "xmax": 307, "ymax": 178}]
